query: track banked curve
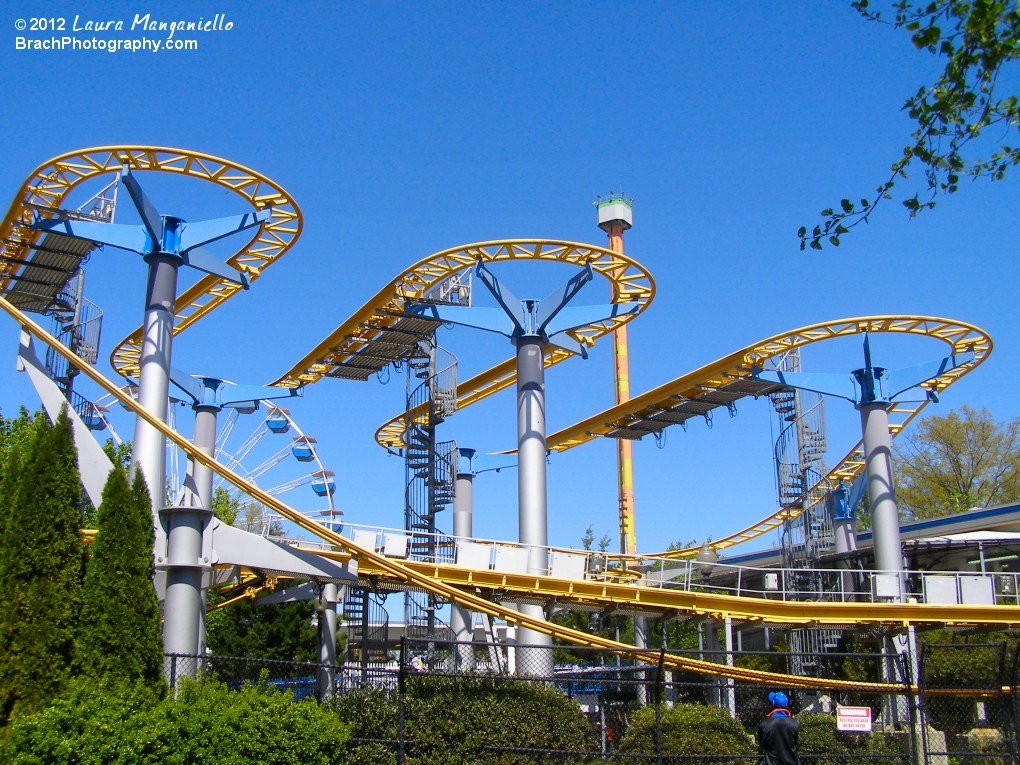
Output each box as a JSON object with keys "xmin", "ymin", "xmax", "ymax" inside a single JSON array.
[
  {"xmin": 266, "ymin": 239, "xmax": 655, "ymax": 449},
  {"xmin": 541, "ymin": 315, "xmax": 991, "ymax": 560},
  {"xmin": 4, "ymin": 294, "xmax": 1013, "ymax": 693},
  {"xmin": 0, "ymin": 146, "xmax": 302, "ymax": 378}
]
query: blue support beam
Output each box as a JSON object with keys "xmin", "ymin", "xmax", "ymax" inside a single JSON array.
[
  {"xmin": 31, "ymin": 164, "xmax": 266, "ymax": 289},
  {"xmin": 168, "ymin": 367, "xmax": 302, "ymax": 412},
  {"xmin": 752, "ymin": 333, "xmax": 974, "ymax": 405},
  {"xmin": 405, "ymin": 257, "xmax": 640, "ymax": 358}
]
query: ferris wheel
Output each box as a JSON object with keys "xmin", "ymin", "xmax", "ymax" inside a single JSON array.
[
  {"xmin": 209, "ymin": 402, "xmax": 341, "ymax": 536},
  {"xmin": 75, "ymin": 387, "xmax": 341, "ymax": 536}
]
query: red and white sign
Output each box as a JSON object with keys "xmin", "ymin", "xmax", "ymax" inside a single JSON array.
[{"xmin": 836, "ymin": 706, "xmax": 872, "ymax": 732}]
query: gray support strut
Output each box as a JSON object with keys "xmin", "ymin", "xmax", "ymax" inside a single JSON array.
[
  {"xmin": 187, "ymin": 405, "xmax": 218, "ymax": 658},
  {"xmin": 634, "ymin": 613, "xmax": 648, "ymax": 706},
  {"xmin": 515, "ymin": 336, "xmax": 553, "ymax": 675},
  {"xmin": 451, "ymin": 470, "xmax": 475, "ymax": 669},
  {"xmin": 160, "ymin": 504, "xmax": 211, "ymax": 681},
  {"xmin": 131, "ymin": 254, "xmax": 179, "ymax": 514},
  {"xmin": 317, "ymin": 582, "xmax": 338, "ymax": 700},
  {"xmin": 859, "ymin": 402, "xmax": 905, "ymax": 591},
  {"xmin": 191, "ymin": 406, "xmax": 217, "ymax": 509}
]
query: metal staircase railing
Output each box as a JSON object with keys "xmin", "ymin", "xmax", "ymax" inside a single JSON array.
[
  {"xmin": 403, "ymin": 341, "xmax": 458, "ymax": 641},
  {"xmin": 768, "ymin": 349, "xmax": 831, "ymax": 571},
  {"xmin": 342, "ymin": 587, "xmax": 390, "ymax": 670}
]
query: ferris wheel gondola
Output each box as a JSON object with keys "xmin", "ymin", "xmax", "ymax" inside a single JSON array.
[{"xmin": 211, "ymin": 402, "xmax": 341, "ymax": 536}]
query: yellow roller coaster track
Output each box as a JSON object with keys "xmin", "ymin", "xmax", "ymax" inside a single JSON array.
[
  {"xmin": 266, "ymin": 239, "xmax": 655, "ymax": 449},
  {"xmin": 539, "ymin": 315, "xmax": 991, "ymax": 561},
  {"xmin": 4, "ymin": 294, "xmax": 1016, "ymax": 693},
  {"xmin": 0, "ymin": 146, "xmax": 302, "ymax": 378}
]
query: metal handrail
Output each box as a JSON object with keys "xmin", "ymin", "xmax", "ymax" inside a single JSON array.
[{"xmin": 274, "ymin": 520, "xmax": 1018, "ymax": 607}]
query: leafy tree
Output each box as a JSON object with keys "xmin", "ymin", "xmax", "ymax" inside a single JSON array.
[
  {"xmin": 893, "ymin": 406, "xmax": 1020, "ymax": 518},
  {"xmin": 0, "ymin": 407, "xmax": 47, "ymax": 473},
  {"xmin": 801, "ymin": 0, "xmax": 1020, "ymax": 249},
  {"xmin": 211, "ymin": 487, "xmax": 240, "ymax": 525},
  {"xmin": 76, "ymin": 466, "xmax": 163, "ymax": 686},
  {"xmin": 101, "ymin": 438, "xmax": 132, "ymax": 470},
  {"xmin": 205, "ymin": 596, "xmax": 319, "ymax": 662},
  {"xmin": 0, "ymin": 408, "xmax": 48, "ymax": 536},
  {"xmin": 0, "ymin": 410, "xmax": 84, "ymax": 724}
]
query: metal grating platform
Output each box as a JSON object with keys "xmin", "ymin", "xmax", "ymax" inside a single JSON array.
[
  {"xmin": 1, "ymin": 232, "xmax": 96, "ymax": 315},
  {"xmin": 604, "ymin": 377, "xmax": 789, "ymax": 441},
  {"xmin": 322, "ymin": 315, "xmax": 445, "ymax": 381}
]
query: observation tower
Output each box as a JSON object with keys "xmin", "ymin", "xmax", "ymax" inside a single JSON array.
[{"xmin": 596, "ymin": 194, "xmax": 637, "ymax": 557}]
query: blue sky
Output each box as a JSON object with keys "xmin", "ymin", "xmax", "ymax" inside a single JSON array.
[{"xmin": 1, "ymin": 1, "xmax": 1017, "ymax": 557}]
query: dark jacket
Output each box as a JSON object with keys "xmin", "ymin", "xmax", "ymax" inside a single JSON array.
[{"xmin": 757, "ymin": 710, "xmax": 800, "ymax": 765}]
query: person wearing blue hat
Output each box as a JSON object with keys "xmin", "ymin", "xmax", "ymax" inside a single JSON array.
[{"xmin": 757, "ymin": 691, "xmax": 800, "ymax": 765}]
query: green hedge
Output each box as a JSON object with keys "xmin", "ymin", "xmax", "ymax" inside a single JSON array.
[
  {"xmin": 3, "ymin": 676, "xmax": 351, "ymax": 765},
  {"xmin": 616, "ymin": 702, "xmax": 755, "ymax": 761},
  {"xmin": 330, "ymin": 675, "xmax": 595, "ymax": 764},
  {"xmin": 797, "ymin": 712, "xmax": 903, "ymax": 765}
]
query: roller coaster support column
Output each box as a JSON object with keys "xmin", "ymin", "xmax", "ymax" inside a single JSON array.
[
  {"xmin": 135, "ymin": 255, "xmax": 178, "ymax": 510},
  {"xmin": 451, "ymin": 449, "xmax": 476, "ymax": 669},
  {"xmin": 407, "ymin": 258, "xmax": 640, "ymax": 676},
  {"xmin": 515, "ymin": 334, "xmax": 552, "ymax": 671},
  {"xmin": 827, "ymin": 480, "xmax": 863, "ymax": 599},
  {"xmin": 861, "ymin": 402, "xmax": 902, "ymax": 577},
  {"xmin": 753, "ymin": 334, "xmax": 974, "ymax": 600},
  {"xmin": 168, "ymin": 371, "xmax": 301, "ymax": 659},
  {"xmin": 634, "ymin": 608, "xmax": 648, "ymax": 706},
  {"xmin": 317, "ymin": 583, "xmax": 338, "ymax": 700},
  {"xmin": 30, "ymin": 164, "xmax": 266, "ymax": 515}
]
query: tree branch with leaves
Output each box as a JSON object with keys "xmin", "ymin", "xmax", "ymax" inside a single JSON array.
[{"xmin": 800, "ymin": 0, "xmax": 1019, "ymax": 250}]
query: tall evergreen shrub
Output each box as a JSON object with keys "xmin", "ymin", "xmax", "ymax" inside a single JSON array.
[
  {"xmin": 0, "ymin": 410, "xmax": 83, "ymax": 723},
  {"xmin": 77, "ymin": 466, "xmax": 163, "ymax": 685}
]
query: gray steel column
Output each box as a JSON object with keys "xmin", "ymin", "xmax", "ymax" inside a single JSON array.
[
  {"xmin": 179, "ymin": 405, "xmax": 218, "ymax": 666},
  {"xmin": 833, "ymin": 519, "xmax": 858, "ymax": 555},
  {"xmin": 834, "ymin": 518, "xmax": 858, "ymax": 601},
  {"xmin": 723, "ymin": 616, "xmax": 736, "ymax": 719},
  {"xmin": 451, "ymin": 471, "xmax": 475, "ymax": 669},
  {"xmin": 191, "ymin": 406, "xmax": 217, "ymax": 510},
  {"xmin": 515, "ymin": 336, "xmax": 553, "ymax": 675},
  {"xmin": 859, "ymin": 402, "xmax": 905, "ymax": 580},
  {"xmin": 131, "ymin": 255, "xmax": 179, "ymax": 513},
  {"xmin": 634, "ymin": 614, "xmax": 648, "ymax": 706},
  {"xmin": 161, "ymin": 504, "xmax": 211, "ymax": 681},
  {"xmin": 318, "ymin": 582, "xmax": 338, "ymax": 700}
]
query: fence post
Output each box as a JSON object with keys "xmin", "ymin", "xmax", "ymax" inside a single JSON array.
[
  {"xmin": 170, "ymin": 654, "xmax": 178, "ymax": 693},
  {"xmin": 398, "ymin": 636, "xmax": 407, "ymax": 765},
  {"xmin": 901, "ymin": 647, "xmax": 921, "ymax": 765},
  {"xmin": 655, "ymin": 647, "xmax": 665, "ymax": 765}
]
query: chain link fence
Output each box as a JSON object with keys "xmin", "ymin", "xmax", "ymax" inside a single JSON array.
[{"xmin": 167, "ymin": 638, "xmax": 1020, "ymax": 765}]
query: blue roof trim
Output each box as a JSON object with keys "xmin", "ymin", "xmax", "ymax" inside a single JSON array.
[
  {"xmin": 858, "ymin": 501, "xmax": 1020, "ymax": 542},
  {"xmin": 719, "ymin": 502, "xmax": 1020, "ymax": 564}
]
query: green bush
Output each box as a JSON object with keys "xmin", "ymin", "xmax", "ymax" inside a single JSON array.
[
  {"xmin": 4, "ymin": 675, "xmax": 351, "ymax": 764},
  {"xmin": 617, "ymin": 702, "xmax": 754, "ymax": 760},
  {"xmin": 330, "ymin": 675, "xmax": 596, "ymax": 764},
  {"xmin": 798, "ymin": 712, "xmax": 902, "ymax": 765}
]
